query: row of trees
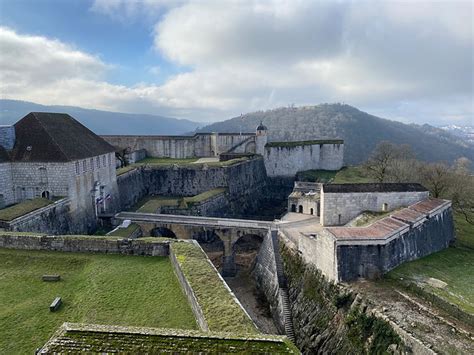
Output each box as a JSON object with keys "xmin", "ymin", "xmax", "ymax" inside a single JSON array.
[{"xmin": 364, "ymin": 141, "xmax": 473, "ymax": 224}]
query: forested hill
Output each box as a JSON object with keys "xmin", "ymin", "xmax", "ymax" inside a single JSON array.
[{"xmin": 197, "ymin": 104, "xmax": 473, "ymax": 165}]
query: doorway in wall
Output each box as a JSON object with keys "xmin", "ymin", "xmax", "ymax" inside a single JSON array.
[
  {"xmin": 41, "ymin": 191, "xmax": 50, "ymax": 199},
  {"xmin": 298, "ymin": 205, "xmax": 303, "ymax": 213}
]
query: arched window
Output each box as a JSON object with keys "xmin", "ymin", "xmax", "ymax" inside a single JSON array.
[{"xmin": 310, "ymin": 208, "xmax": 314, "ymax": 215}]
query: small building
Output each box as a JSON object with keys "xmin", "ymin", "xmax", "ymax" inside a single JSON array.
[
  {"xmin": 0, "ymin": 112, "xmax": 119, "ymax": 231},
  {"xmin": 288, "ymin": 182, "xmax": 321, "ymax": 216}
]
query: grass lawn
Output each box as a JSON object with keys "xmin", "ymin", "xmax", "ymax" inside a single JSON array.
[
  {"xmin": 386, "ymin": 212, "xmax": 474, "ymax": 315},
  {"xmin": 136, "ymin": 157, "xmax": 198, "ymax": 165},
  {"xmin": 0, "ymin": 198, "xmax": 53, "ymax": 221},
  {"xmin": 0, "ymin": 249, "xmax": 197, "ymax": 354},
  {"xmin": 137, "ymin": 196, "xmax": 181, "ymax": 212},
  {"xmin": 333, "ymin": 166, "xmax": 373, "ymax": 183},
  {"xmin": 137, "ymin": 188, "xmax": 227, "ymax": 212},
  {"xmin": 107, "ymin": 223, "xmax": 140, "ymax": 237},
  {"xmin": 171, "ymin": 242, "xmax": 257, "ymax": 334}
]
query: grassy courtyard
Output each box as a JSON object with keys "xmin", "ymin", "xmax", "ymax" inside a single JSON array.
[{"xmin": 0, "ymin": 249, "xmax": 197, "ymax": 354}]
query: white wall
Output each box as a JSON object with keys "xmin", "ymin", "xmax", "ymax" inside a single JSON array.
[
  {"xmin": 320, "ymin": 190, "xmax": 430, "ymax": 226},
  {"xmin": 264, "ymin": 143, "xmax": 344, "ymax": 177}
]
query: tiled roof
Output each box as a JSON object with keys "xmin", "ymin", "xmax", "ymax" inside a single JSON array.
[
  {"xmin": 323, "ymin": 183, "xmax": 427, "ymax": 193},
  {"xmin": 11, "ymin": 112, "xmax": 115, "ymax": 162},
  {"xmin": 325, "ymin": 198, "xmax": 450, "ymax": 241}
]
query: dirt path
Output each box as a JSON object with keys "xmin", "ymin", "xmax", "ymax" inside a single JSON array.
[{"xmin": 225, "ymin": 270, "xmax": 279, "ymax": 335}]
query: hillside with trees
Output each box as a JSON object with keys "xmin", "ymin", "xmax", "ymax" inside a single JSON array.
[{"xmin": 198, "ymin": 104, "xmax": 473, "ymax": 165}]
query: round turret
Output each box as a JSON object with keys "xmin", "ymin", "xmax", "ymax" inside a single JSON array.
[{"xmin": 256, "ymin": 122, "xmax": 267, "ymax": 132}]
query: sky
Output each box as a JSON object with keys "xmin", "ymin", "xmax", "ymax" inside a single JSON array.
[{"xmin": 0, "ymin": 0, "xmax": 473, "ymax": 125}]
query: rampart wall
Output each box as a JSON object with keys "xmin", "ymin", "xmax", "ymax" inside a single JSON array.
[
  {"xmin": 0, "ymin": 162, "xmax": 14, "ymax": 207},
  {"xmin": 335, "ymin": 206, "xmax": 454, "ymax": 280},
  {"xmin": 0, "ymin": 198, "xmax": 76, "ymax": 235},
  {"xmin": 264, "ymin": 143, "xmax": 344, "ymax": 177},
  {"xmin": 321, "ymin": 190, "xmax": 429, "ymax": 226},
  {"xmin": 102, "ymin": 133, "xmax": 255, "ymax": 159},
  {"xmin": 117, "ymin": 157, "xmax": 268, "ymax": 218},
  {"xmin": 0, "ymin": 233, "xmax": 170, "ymax": 256},
  {"xmin": 280, "ymin": 199, "xmax": 455, "ymax": 282}
]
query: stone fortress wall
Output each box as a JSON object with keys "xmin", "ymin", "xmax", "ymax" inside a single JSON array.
[
  {"xmin": 264, "ymin": 142, "xmax": 344, "ymax": 177},
  {"xmin": 280, "ymin": 198, "xmax": 454, "ymax": 281},
  {"xmin": 0, "ymin": 161, "xmax": 14, "ymax": 208},
  {"xmin": 102, "ymin": 133, "xmax": 256, "ymax": 159},
  {"xmin": 321, "ymin": 189, "xmax": 429, "ymax": 226},
  {"xmin": 116, "ymin": 156, "xmax": 268, "ymax": 218}
]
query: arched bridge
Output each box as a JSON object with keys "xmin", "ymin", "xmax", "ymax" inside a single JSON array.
[{"xmin": 115, "ymin": 212, "xmax": 274, "ymax": 276}]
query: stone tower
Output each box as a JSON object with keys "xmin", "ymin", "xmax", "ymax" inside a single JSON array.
[{"xmin": 255, "ymin": 122, "xmax": 268, "ymax": 155}]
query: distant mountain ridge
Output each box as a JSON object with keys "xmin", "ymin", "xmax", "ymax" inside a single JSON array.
[
  {"xmin": 439, "ymin": 124, "xmax": 474, "ymax": 146},
  {"xmin": 0, "ymin": 100, "xmax": 203, "ymax": 135},
  {"xmin": 197, "ymin": 103, "xmax": 474, "ymax": 165}
]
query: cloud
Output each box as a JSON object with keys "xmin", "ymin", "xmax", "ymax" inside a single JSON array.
[{"xmin": 2, "ymin": 1, "xmax": 473, "ymax": 125}]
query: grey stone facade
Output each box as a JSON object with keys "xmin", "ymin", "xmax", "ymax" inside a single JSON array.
[
  {"xmin": 321, "ymin": 189, "xmax": 429, "ymax": 226},
  {"xmin": 280, "ymin": 198, "xmax": 455, "ymax": 281},
  {"xmin": 264, "ymin": 143, "xmax": 344, "ymax": 177}
]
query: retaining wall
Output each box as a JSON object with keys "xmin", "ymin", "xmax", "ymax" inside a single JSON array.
[
  {"xmin": 169, "ymin": 244, "xmax": 208, "ymax": 331},
  {"xmin": 117, "ymin": 158, "xmax": 268, "ymax": 218},
  {"xmin": 0, "ymin": 233, "xmax": 169, "ymax": 256}
]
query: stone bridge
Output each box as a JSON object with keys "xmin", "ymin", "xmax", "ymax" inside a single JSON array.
[{"xmin": 115, "ymin": 212, "xmax": 274, "ymax": 276}]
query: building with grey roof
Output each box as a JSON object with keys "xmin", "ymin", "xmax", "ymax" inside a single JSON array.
[{"xmin": 0, "ymin": 113, "xmax": 119, "ymax": 231}]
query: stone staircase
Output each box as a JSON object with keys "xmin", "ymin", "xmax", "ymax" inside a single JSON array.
[
  {"xmin": 270, "ymin": 230, "xmax": 295, "ymax": 342},
  {"xmin": 225, "ymin": 136, "xmax": 254, "ymax": 153}
]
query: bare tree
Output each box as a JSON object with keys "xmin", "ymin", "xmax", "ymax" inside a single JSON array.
[
  {"xmin": 420, "ymin": 163, "xmax": 451, "ymax": 198},
  {"xmin": 365, "ymin": 141, "xmax": 414, "ymax": 182}
]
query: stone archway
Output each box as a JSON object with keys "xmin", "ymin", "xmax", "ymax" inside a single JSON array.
[
  {"xmin": 192, "ymin": 230, "xmax": 225, "ymax": 270},
  {"xmin": 231, "ymin": 234, "xmax": 264, "ymax": 273},
  {"xmin": 41, "ymin": 190, "xmax": 50, "ymax": 199},
  {"xmin": 150, "ymin": 227, "xmax": 177, "ymax": 238}
]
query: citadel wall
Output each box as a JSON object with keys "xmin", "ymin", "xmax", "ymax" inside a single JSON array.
[
  {"xmin": 102, "ymin": 133, "xmax": 255, "ymax": 159},
  {"xmin": 321, "ymin": 190, "xmax": 429, "ymax": 226},
  {"xmin": 280, "ymin": 199, "xmax": 454, "ymax": 282},
  {"xmin": 0, "ymin": 233, "xmax": 170, "ymax": 256},
  {"xmin": 264, "ymin": 142, "xmax": 344, "ymax": 177},
  {"xmin": 117, "ymin": 157, "xmax": 268, "ymax": 218},
  {"xmin": 335, "ymin": 205, "xmax": 454, "ymax": 280},
  {"xmin": 0, "ymin": 162, "xmax": 14, "ymax": 207}
]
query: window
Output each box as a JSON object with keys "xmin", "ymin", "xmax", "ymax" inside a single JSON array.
[
  {"xmin": 108, "ymin": 154, "xmax": 111, "ymax": 166},
  {"xmin": 91, "ymin": 158, "xmax": 94, "ymax": 171},
  {"xmin": 299, "ymin": 205, "xmax": 303, "ymax": 213},
  {"xmin": 83, "ymin": 160, "xmax": 87, "ymax": 172},
  {"xmin": 382, "ymin": 203, "xmax": 388, "ymax": 212},
  {"xmin": 310, "ymin": 208, "xmax": 314, "ymax": 215},
  {"xmin": 75, "ymin": 162, "xmax": 80, "ymax": 174},
  {"xmin": 103, "ymin": 155, "xmax": 106, "ymax": 166},
  {"xmin": 96, "ymin": 156, "xmax": 100, "ymax": 168}
]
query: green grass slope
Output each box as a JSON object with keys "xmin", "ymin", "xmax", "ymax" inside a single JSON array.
[{"xmin": 0, "ymin": 249, "xmax": 197, "ymax": 354}]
